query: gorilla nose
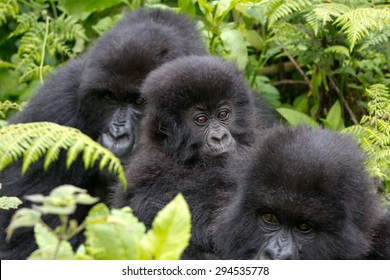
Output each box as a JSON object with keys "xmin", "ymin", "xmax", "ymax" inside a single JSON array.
[{"xmin": 208, "ymin": 129, "xmax": 231, "ymax": 146}]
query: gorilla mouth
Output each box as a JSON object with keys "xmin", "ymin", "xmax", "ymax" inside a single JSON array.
[
  {"xmin": 99, "ymin": 132, "xmax": 136, "ymax": 157},
  {"xmin": 206, "ymin": 144, "xmax": 235, "ymax": 157}
]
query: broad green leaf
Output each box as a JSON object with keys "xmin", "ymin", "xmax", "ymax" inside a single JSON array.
[
  {"xmin": 0, "ymin": 196, "xmax": 22, "ymax": 210},
  {"xmin": 220, "ymin": 29, "xmax": 248, "ymax": 70},
  {"xmin": 92, "ymin": 15, "xmax": 123, "ymax": 36},
  {"xmin": 29, "ymin": 223, "xmax": 75, "ymax": 260},
  {"xmin": 85, "ymin": 204, "xmax": 146, "ymax": 260},
  {"xmin": 215, "ymin": 0, "xmax": 234, "ymax": 20},
  {"xmin": 292, "ymin": 94, "xmax": 309, "ymax": 113},
  {"xmin": 143, "ymin": 193, "xmax": 191, "ymax": 260},
  {"xmin": 57, "ymin": 0, "xmax": 124, "ymax": 20},
  {"xmin": 178, "ymin": 0, "xmax": 196, "ymax": 16},
  {"xmin": 276, "ymin": 108, "xmax": 319, "ymax": 127},
  {"xmin": 322, "ymin": 100, "xmax": 345, "ymax": 130},
  {"xmin": 244, "ymin": 30, "xmax": 264, "ymax": 50},
  {"xmin": 6, "ymin": 208, "xmax": 41, "ymax": 241}
]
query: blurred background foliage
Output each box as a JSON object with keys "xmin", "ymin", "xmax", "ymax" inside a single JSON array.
[{"xmin": 0, "ymin": 0, "xmax": 389, "ymax": 200}]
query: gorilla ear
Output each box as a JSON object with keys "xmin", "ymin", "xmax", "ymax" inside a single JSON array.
[{"xmin": 157, "ymin": 120, "xmax": 170, "ymax": 136}]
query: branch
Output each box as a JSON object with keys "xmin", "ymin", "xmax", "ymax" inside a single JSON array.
[
  {"xmin": 328, "ymin": 76, "xmax": 359, "ymax": 125},
  {"xmin": 283, "ymin": 47, "xmax": 313, "ymax": 92}
]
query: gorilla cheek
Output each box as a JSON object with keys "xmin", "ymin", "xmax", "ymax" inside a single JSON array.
[
  {"xmin": 256, "ymin": 229, "xmax": 300, "ymax": 260},
  {"xmin": 205, "ymin": 126, "xmax": 236, "ymax": 156},
  {"xmin": 98, "ymin": 105, "xmax": 141, "ymax": 158}
]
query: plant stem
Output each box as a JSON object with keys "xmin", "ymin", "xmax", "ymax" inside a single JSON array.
[{"xmin": 39, "ymin": 14, "xmax": 50, "ymax": 83}]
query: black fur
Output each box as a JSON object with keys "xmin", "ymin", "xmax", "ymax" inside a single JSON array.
[
  {"xmin": 110, "ymin": 55, "xmax": 274, "ymax": 259},
  {"xmin": 213, "ymin": 126, "xmax": 385, "ymax": 260},
  {"xmin": 0, "ymin": 8, "xmax": 206, "ymax": 259}
]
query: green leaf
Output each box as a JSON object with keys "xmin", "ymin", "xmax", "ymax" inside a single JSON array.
[
  {"xmin": 322, "ymin": 100, "xmax": 345, "ymax": 130},
  {"xmin": 244, "ymin": 30, "xmax": 264, "ymax": 50},
  {"xmin": 6, "ymin": 208, "xmax": 41, "ymax": 241},
  {"xmin": 178, "ymin": 0, "xmax": 196, "ymax": 16},
  {"xmin": 0, "ymin": 122, "xmax": 127, "ymax": 189},
  {"xmin": 84, "ymin": 203, "xmax": 147, "ymax": 260},
  {"xmin": 29, "ymin": 223, "xmax": 75, "ymax": 260},
  {"xmin": 57, "ymin": 0, "xmax": 124, "ymax": 20},
  {"xmin": 220, "ymin": 29, "xmax": 248, "ymax": 70},
  {"xmin": 143, "ymin": 193, "xmax": 191, "ymax": 260},
  {"xmin": 215, "ymin": 0, "xmax": 234, "ymax": 20},
  {"xmin": 0, "ymin": 196, "xmax": 22, "ymax": 210},
  {"xmin": 276, "ymin": 108, "xmax": 319, "ymax": 127}
]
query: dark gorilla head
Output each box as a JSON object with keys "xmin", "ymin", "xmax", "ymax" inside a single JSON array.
[
  {"xmin": 140, "ymin": 55, "xmax": 258, "ymax": 164},
  {"xmin": 76, "ymin": 9, "xmax": 206, "ymax": 158},
  {"xmin": 214, "ymin": 126, "xmax": 380, "ymax": 260}
]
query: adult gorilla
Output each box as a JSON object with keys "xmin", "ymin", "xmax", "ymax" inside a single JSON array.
[
  {"xmin": 111, "ymin": 55, "xmax": 275, "ymax": 259},
  {"xmin": 0, "ymin": 8, "xmax": 206, "ymax": 259},
  {"xmin": 213, "ymin": 126, "xmax": 387, "ymax": 260}
]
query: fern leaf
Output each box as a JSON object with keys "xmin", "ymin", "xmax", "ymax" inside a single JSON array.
[
  {"xmin": 324, "ymin": 45, "xmax": 350, "ymax": 58},
  {"xmin": 305, "ymin": 3, "xmax": 350, "ymax": 35},
  {"xmin": 65, "ymin": 138, "xmax": 85, "ymax": 169},
  {"xmin": 0, "ymin": 0, "xmax": 18, "ymax": 26},
  {"xmin": 9, "ymin": 12, "xmax": 39, "ymax": 38},
  {"xmin": 335, "ymin": 8, "xmax": 390, "ymax": 51},
  {"xmin": 0, "ymin": 122, "xmax": 127, "ymax": 188},
  {"xmin": 268, "ymin": 0, "xmax": 313, "ymax": 27}
]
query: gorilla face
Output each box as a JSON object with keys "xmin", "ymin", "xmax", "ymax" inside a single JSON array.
[
  {"xmin": 213, "ymin": 126, "xmax": 380, "ymax": 260},
  {"xmin": 74, "ymin": 9, "xmax": 206, "ymax": 159},
  {"xmin": 140, "ymin": 55, "xmax": 258, "ymax": 165},
  {"xmin": 186, "ymin": 102, "xmax": 236, "ymax": 158}
]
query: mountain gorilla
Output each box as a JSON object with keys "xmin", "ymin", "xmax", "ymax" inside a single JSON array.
[
  {"xmin": 110, "ymin": 55, "xmax": 275, "ymax": 259},
  {"xmin": 0, "ymin": 9, "xmax": 206, "ymax": 259},
  {"xmin": 213, "ymin": 126, "xmax": 387, "ymax": 260}
]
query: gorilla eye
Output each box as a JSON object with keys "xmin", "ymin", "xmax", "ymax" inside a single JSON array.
[
  {"xmin": 195, "ymin": 115, "xmax": 208, "ymax": 126},
  {"xmin": 297, "ymin": 222, "xmax": 312, "ymax": 233},
  {"xmin": 217, "ymin": 110, "xmax": 229, "ymax": 120},
  {"xmin": 135, "ymin": 97, "xmax": 145, "ymax": 106},
  {"xmin": 263, "ymin": 213, "xmax": 279, "ymax": 225},
  {"xmin": 104, "ymin": 94, "xmax": 115, "ymax": 101}
]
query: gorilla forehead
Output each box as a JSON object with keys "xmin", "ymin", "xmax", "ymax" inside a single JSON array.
[
  {"xmin": 81, "ymin": 9, "xmax": 205, "ymax": 94},
  {"xmin": 243, "ymin": 126, "xmax": 369, "ymax": 214},
  {"xmin": 142, "ymin": 55, "xmax": 252, "ymax": 111}
]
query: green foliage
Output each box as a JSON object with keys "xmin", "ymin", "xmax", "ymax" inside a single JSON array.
[
  {"xmin": 85, "ymin": 194, "xmax": 191, "ymax": 260},
  {"xmin": 0, "ymin": 100, "xmax": 21, "ymax": 119},
  {"xmin": 0, "ymin": 196, "xmax": 22, "ymax": 210},
  {"xmin": 0, "ymin": 122, "xmax": 127, "ymax": 188},
  {"xmin": 344, "ymin": 84, "xmax": 390, "ymax": 191},
  {"xmin": 7, "ymin": 185, "xmax": 191, "ymax": 260},
  {"xmin": 276, "ymin": 107, "xmax": 319, "ymax": 128}
]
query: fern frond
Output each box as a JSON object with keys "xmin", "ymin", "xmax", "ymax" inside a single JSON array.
[
  {"xmin": 335, "ymin": 8, "xmax": 390, "ymax": 51},
  {"xmin": 0, "ymin": 122, "xmax": 127, "ymax": 189},
  {"xmin": 343, "ymin": 84, "xmax": 390, "ymax": 183},
  {"xmin": 362, "ymin": 29, "xmax": 390, "ymax": 49},
  {"xmin": 305, "ymin": 3, "xmax": 350, "ymax": 35},
  {"xmin": 9, "ymin": 12, "xmax": 39, "ymax": 38},
  {"xmin": 268, "ymin": 0, "xmax": 313, "ymax": 26},
  {"xmin": 324, "ymin": 45, "xmax": 350, "ymax": 58},
  {"xmin": 0, "ymin": 0, "xmax": 18, "ymax": 26},
  {"xmin": 0, "ymin": 101, "xmax": 21, "ymax": 119},
  {"xmin": 50, "ymin": 14, "xmax": 88, "ymax": 41},
  {"xmin": 365, "ymin": 84, "xmax": 390, "ymax": 120}
]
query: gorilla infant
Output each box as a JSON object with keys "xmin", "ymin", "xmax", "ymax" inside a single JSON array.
[
  {"xmin": 111, "ymin": 55, "xmax": 274, "ymax": 259},
  {"xmin": 0, "ymin": 8, "xmax": 206, "ymax": 259},
  {"xmin": 213, "ymin": 126, "xmax": 388, "ymax": 260}
]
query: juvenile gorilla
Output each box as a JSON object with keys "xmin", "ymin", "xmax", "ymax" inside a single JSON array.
[
  {"xmin": 111, "ymin": 55, "xmax": 274, "ymax": 259},
  {"xmin": 213, "ymin": 126, "xmax": 387, "ymax": 260},
  {"xmin": 0, "ymin": 9, "xmax": 206, "ymax": 259}
]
